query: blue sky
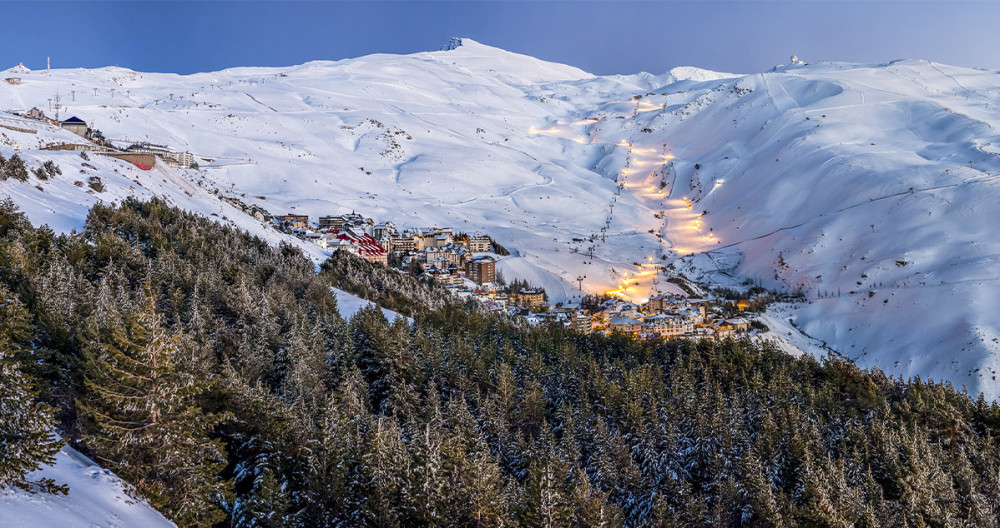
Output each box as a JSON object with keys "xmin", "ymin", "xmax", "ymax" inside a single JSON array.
[{"xmin": 1, "ymin": 1, "xmax": 997, "ymax": 75}]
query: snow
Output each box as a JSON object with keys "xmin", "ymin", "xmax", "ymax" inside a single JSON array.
[
  {"xmin": 331, "ymin": 287, "xmax": 411, "ymax": 324},
  {"xmin": 0, "ymin": 445, "xmax": 174, "ymax": 528},
  {"xmin": 1, "ymin": 46, "xmax": 1000, "ymax": 398}
]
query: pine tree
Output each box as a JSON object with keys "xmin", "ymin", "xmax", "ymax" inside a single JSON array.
[
  {"xmin": 740, "ymin": 450, "xmax": 785, "ymax": 527},
  {"xmin": 412, "ymin": 392, "xmax": 448, "ymax": 526},
  {"xmin": 0, "ymin": 285, "xmax": 65, "ymax": 493},
  {"xmin": 3, "ymin": 154, "xmax": 28, "ymax": 182},
  {"xmin": 572, "ymin": 467, "xmax": 623, "ymax": 528},
  {"xmin": 361, "ymin": 416, "xmax": 412, "ymax": 527},
  {"xmin": 520, "ymin": 436, "xmax": 575, "ymax": 528},
  {"xmin": 77, "ymin": 287, "xmax": 231, "ymax": 526},
  {"xmin": 239, "ymin": 467, "xmax": 292, "ymax": 528}
]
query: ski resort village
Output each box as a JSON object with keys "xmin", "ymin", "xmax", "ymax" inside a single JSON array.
[{"xmin": 266, "ymin": 210, "xmax": 761, "ymax": 338}]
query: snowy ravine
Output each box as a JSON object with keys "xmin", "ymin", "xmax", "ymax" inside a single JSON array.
[
  {"xmin": 0, "ymin": 445, "xmax": 174, "ymax": 527},
  {"xmin": 2, "ymin": 39, "xmax": 1000, "ymax": 402}
]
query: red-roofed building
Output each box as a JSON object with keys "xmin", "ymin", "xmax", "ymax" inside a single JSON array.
[{"xmin": 328, "ymin": 230, "xmax": 388, "ymax": 265}]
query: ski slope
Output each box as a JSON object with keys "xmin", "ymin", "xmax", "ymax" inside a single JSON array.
[{"xmin": 3, "ymin": 40, "xmax": 1000, "ymax": 398}]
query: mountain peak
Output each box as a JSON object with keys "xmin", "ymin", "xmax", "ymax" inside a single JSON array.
[
  {"xmin": 5, "ymin": 62, "xmax": 31, "ymax": 74},
  {"xmin": 440, "ymin": 37, "xmax": 463, "ymax": 51}
]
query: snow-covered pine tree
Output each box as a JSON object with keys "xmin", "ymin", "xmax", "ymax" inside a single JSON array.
[
  {"xmin": 240, "ymin": 468, "xmax": 291, "ymax": 528},
  {"xmin": 572, "ymin": 466, "xmax": 622, "ymax": 528},
  {"xmin": 77, "ymin": 285, "xmax": 231, "ymax": 527},
  {"xmin": 2, "ymin": 154, "xmax": 28, "ymax": 182},
  {"xmin": 0, "ymin": 284, "xmax": 64, "ymax": 493},
  {"xmin": 360, "ymin": 415, "xmax": 411, "ymax": 527},
  {"xmin": 519, "ymin": 442, "xmax": 575, "ymax": 528}
]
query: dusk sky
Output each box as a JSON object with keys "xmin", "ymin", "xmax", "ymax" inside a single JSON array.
[{"xmin": 1, "ymin": 1, "xmax": 996, "ymax": 76}]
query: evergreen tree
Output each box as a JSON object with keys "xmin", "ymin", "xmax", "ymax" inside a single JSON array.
[
  {"xmin": 519, "ymin": 437, "xmax": 575, "ymax": 528},
  {"xmin": 239, "ymin": 467, "xmax": 291, "ymax": 528},
  {"xmin": 360, "ymin": 416, "xmax": 412, "ymax": 527},
  {"xmin": 572, "ymin": 467, "xmax": 622, "ymax": 528},
  {"xmin": 42, "ymin": 160, "xmax": 61, "ymax": 180},
  {"xmin": 0, "ymin": 285, "xmax": 64, "ymax": 493},
  {"xmin": 3, "ymin": 154, "xmax": 28, "ymax": 182},
  {"xmin": 77, "ymin": 287, "xmax": 231, "ymax": 526}
]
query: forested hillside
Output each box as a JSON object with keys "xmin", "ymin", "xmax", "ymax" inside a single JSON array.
[{"xmin": 2, "ymin": 198, "xmax": 1000, "ymax": 527}]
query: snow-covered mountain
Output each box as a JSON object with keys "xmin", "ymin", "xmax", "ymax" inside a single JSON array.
[{"xmin": 2, "ymin": 39, "xmax": 1000, "ymax": 399}]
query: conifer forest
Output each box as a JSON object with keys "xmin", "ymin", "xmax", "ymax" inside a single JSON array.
[{"xmin": 3, "ymin": 197, "xmax": 1000, "ymax": 527}]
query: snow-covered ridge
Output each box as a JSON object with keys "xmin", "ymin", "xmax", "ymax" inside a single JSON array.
[
  {"xmin": 666, "ymin": 66, "xmax": 738, "ymax": 82},
  {"xmin": 2, "ymin": 44, "xmax": 1000, "ymax": 400}
]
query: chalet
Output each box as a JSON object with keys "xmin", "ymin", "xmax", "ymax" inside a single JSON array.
[
  {"xmin": 374, "ymin": 221, "xmax": 397, "ymax": 240},
  {"xmin": 428, "ymin": 256, "xmax": 450, "ymax": 270},
  {"xmin": 412, "ymin": 228, "xmax": 454, "ymax": 250},
  {"xmin": 466, "ymin": 234, "xmax": 491, "ymax": 253},
  {"xmin": 423, "ymin": 268, "xmax": 463, "ymax": 287},
  {"xmin": 492, "ymin": 294, "xmax": 511, "ymax": 309},
  {"xmin": 514, "ymin": 288, "xmax": 546, "ymax": 310},
  {"xmin": 60, "ymin": 116, "xmax": 88, "ymax": 138},
  {"xmin": 322, "ymin": 236, "xmax": 360, "ymax": 255},
  {"xmin": 319, "ymin": 213, "xmax": 371, "ymax": 232},
  {"xmin": 694, "ymin": 327, "xmax": 716, "ymax": 338},
  {"xmin": 646, "ymin": 293, "xmax": 681, "ymax": 313},
  {"xmin": 319, "ymin": 215, "xmax": 346, "ymax": 231},
  {"xmin": 425, "ymin": 244, "xmax": 469, "ymax": 268},
  {"xmin": 725, "ymin": 318, "xmax": 750, "ymax": 333},
  {"xmin": 608, "ymin": 315, "xmax": 642, "ymax": 334},
  {"xmin": 678, "ymin": 308, "xmax": 704, "ymax": 326},
  {"xmin": 278, "ymin": 214, "xmax": 309, "ymax": 229},
  {"xmin": 641, "ymin": 314, "xmax": 694, "ymax": 337}
]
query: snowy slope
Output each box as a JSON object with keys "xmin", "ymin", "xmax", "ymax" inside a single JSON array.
[
  {"xmin": 0, "ymin": 445, "xmax": 174, "ymax": 528},
  {"xmin": 3, "ymin": 43, "xmax": 1000, "ymax": 397},
  {"xmin": 0, "ymin": 114, "xmax": 328, "ymax": 264},
  {"xmin": 332, "ymin": 287, "xmax": 410, "ymax": 324}
]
